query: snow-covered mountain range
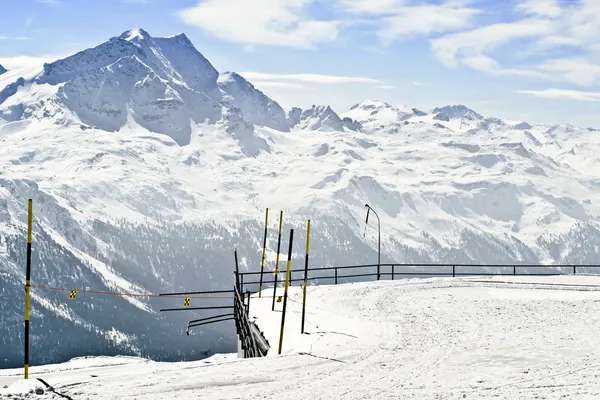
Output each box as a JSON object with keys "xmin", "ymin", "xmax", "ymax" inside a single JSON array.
[{"xmin": 2, "ymin": 28, "xmax": 600, "ymax": 368}]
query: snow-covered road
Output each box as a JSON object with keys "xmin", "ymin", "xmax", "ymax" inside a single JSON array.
[{"xmin": 3, "ymin": 276, "xmax": 600, "ymax": 399}]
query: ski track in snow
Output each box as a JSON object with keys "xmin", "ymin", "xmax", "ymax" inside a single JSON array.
[{"xmin": 3, "ymin": 275, "xmax": 600, "ymax": 399}]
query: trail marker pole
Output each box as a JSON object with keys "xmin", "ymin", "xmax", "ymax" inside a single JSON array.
[
  {"xmin": 272, "ymin": 211, "xmax": 283, "ymax": 311},
  {"xmin": 364, "ymin": 204, "xmax": 381, "ymax": 280},
  {"xmin": 278, "ymin": 229, "xmax": 294, "ymax": 355},
  {"xmin": 301, "ymin": 220, "xmax": 311, "ymax": 334},
  {"xmin": 24, "ymin": 199, "xmax": 32, "ymax": 379},
  {"xmin": 259, "ymin": 208, "xmax": 269, "ymax": 297}
]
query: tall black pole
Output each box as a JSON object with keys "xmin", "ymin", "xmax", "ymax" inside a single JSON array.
[
  {"xmin": 259, "ymin": 208, "xmax": 269, "ymax": 297},
  {"xmin": 365, "ymin": 204, "xmax": 381, "ymax": 281},
  {"xmin": 24, "ymin": 199, "xmax": 32, "ymax": 379},
  {"xmin": 301, "ymin": 220, "xmax": 311, "ymax": 334},
  {"xmin": 272, "ymin": 211, "xmax": 283, "ymax": 311},
  {"xmin": 278, "ymin": 229, "xmax": 294, "ymax": 354}
]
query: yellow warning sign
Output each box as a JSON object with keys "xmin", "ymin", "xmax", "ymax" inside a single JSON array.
[
  {"xmin": 277, "ymin": 296, "xmax": 283, "ymax": 303},
  {"xmin": 69, "ymin": 290, "xmax": 77, "ymax": 300},
  {"xmin": 184, "ymin": 297, "xmax": 191, "ymax": 307}
]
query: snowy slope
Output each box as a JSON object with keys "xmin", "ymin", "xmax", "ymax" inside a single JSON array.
[
  {"xmin": 2, "ymin": 27, "xmax": 600, "ymax": 369},
  {"xmin": 3, "ymin": 276, "xmax": 600, "ymax": 399}
]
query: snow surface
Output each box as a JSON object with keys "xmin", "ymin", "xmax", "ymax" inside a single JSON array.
[{"xmin": 2, "ymin": 276, "xmax": 600, "ymax": 399}]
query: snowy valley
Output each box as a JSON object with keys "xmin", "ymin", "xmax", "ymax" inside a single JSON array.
[{"xmin": 1, "ymin": 28, "xmax": 600, "ymax": 368}]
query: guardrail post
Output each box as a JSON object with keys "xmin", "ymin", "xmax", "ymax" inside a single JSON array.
[
  {"xmin": 513, "ymin": 265, "xmax": 516, "ymax": 276},
  {"xmin": 452, "ymin": 265, "xmax": 455, "ymax": 278},
  {"xmin": 335, "ymin": 268, "xmax": 338, "ymax": 285},
  {"xmin": 246, "ymin": 291, "xmax": 251, "ymax": 315},
  {"xmin": 574, "ymin": 265, "xmax": 576, "ymax": 275},
  {"xmin": 391, "ymin": 264, "xmax": 395, "ymax": 280},
  {"xmin": 240, "ymin": 273, "xmax": 244, "ymax": 295}
]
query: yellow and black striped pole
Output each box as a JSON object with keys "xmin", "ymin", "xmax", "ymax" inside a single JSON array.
[
  {"xmin": 258, "ymin": 208, "xmax": 269, "ymax": 297},
  {"xmin": 278, "ymin": 229, "xmax": 294, "ymax": 355},
  {"xmin": 301, "ymin": 220, "xmax": 310, "ymax": 334},
  {"xmin": 24, "ymin": 199, "xmax": 32, "ymax": 379},
  {"xmin": 271, "ymin": 211, "xmax": 283, "ymax": 311}
]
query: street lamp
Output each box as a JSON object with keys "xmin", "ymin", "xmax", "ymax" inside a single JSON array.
[{"xmin": 364, "ymin": 204, "xmax": 381, "ymax": 280}]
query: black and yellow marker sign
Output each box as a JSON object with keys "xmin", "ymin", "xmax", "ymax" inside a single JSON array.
[
  {"xmin": 69, "ymin": 290, "xmax": 78, "ymax": 300},
  {"xmin": 184, "ymin": 297, "xmax": 191, "ymax": 307},
  {"xmin": 277, "ymin": 296, "xmax": 283, "ymax": 303}
]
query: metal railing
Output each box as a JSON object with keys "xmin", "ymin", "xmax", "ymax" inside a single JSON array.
[{"xmin": 238, "ymin": 263, "xmax": 600, "ymax": 294}]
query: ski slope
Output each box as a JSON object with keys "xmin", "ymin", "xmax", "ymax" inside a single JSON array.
[{"xmin": 2, "ymin": 275, "xmax": 600, "ymax": 399}]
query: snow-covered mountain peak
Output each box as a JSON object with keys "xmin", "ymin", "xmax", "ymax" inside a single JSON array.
[
  {"xmin": 349, "ymin": 99, "xmax": 392, "ymax": 111},
  {"xmin": 217, "ymin": 71, "xmax": 288, "ymax": 131},
  {"xmin": 38, "ymin": 37, "xmax": 145, "ymax": 85},
  {"xmin": 291, "ymin": 104, "xmax": 346, "ymax": 132},
  {"xmin": 0, "ymin": 64, "xmax": 6, "ymax": 75},
  {"xmin": 119, "ymin": 28, "xmax": 151, "ymax": 42},
  {"xmin": 431, "ymin": 105, "xmax": 483, "ymax": 121},
  {"xmin": 343, "ymin": 99, "xmax": 416, "ymax": 132},
  {"xmin": 218, "ymin": 71, "xmax": 245, "ymax": 84}
]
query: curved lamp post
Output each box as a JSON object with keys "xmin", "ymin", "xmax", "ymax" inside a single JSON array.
[{"xmin": 364, "ymin": 204, "xmax": 381, "ymax": 280}]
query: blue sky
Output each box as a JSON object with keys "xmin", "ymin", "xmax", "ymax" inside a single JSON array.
[{"xmin": 1, "ymin": 0, "xmax": 599, "ymax": 126}]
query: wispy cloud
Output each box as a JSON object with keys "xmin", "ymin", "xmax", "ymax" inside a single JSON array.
[
  {"xmin": 251, "ymin": 81, "xmax": 308, "ymax": 90},
  {"xmin": 0, "ymin": 36, "xmax": 32, "ymax": 41},
  {"xmin": 517, "ymin": 0, "xmax": 562, "ymax": 18},
  {"xmin": 24, "ymin": 17, "xmax": 34, "ymax": 29},
  {"xmin": 338, "ymin": 0, "xmax": 406, "ymax": 14},
  {"xmin": 240, "ymin": 72, "xmax": 380, "ymax": 84},
  {"xmin": 0, "ymin": 55, "xmax": 63, "ymax": 69},
  {"xmin": 376, "ymin": 85, "xmax": 394, "ymax": 89},
  {"xmin": 378, "ymin": 3, "xmax": 480, "ymax": 45},
  {"xmin": 539, "ymin": 58, "xmax": 600, "ymax": 86},
  {"xmin": 431, "ymin": 19, "xmax": 553, "ymax": 69},
  {"xmin": 175, "ymin": 0, "xmax": 339, "ymax": 49},
  {"xmin": 519, "ymin": 88, "xmax": 600, "ymax": 101},
  {"xmin": 430, "ymin": 0, "xmax": 600, "ymax": 86}
]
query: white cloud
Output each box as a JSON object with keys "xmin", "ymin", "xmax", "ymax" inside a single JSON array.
[
  {"xmin": 519, "ymin": 88, "xmax": 600, "ymax": 101},
  {"xmin": 379, "ymin": 3, "xmax": 480, "ymax": 45},
  {"xmin": 239, "ymin": 72, "xmax": 380, "ymax": 84},
  {"xmin": 0, "ymin": 55, "xmax": 61, "ymax": 70},
  {"xmin": 431, "ymin": 19, "xmax": 553, "ymax": 68},
  {"xmin": 337, "ymin": 0, "xmax": 406, "ymax": 14},
  {"xmin": 517, "ymin": 0, "xmax": 562, "ymax": 18},
  {"xmin": 429, "ymin": 1, "xmax": 600, "ymax": 87},
  {"xmin": 0, "ymin": 36, "xmax": 32, "ymax": 41},
  {"xmin": 539, "ymin": 58, "xmax": 600, "ymax": 86},
  {"xmin": 251, "ymin": 81, "xmax": 308, "ymax": 89},
  {"xmin": 175, "ymin": 0, "xmax": 339, "ymax": 48}
]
